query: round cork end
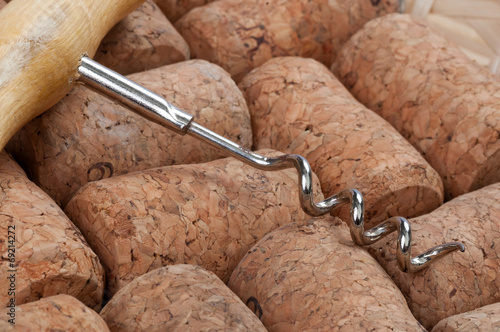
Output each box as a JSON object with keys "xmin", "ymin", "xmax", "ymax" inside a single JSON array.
[
  {"xmin": 356, "ymin": 178, "xmax": 444, "ymax": 225},
  {"xmin": 100, "ymin": 265, "xmax": 266, "ymax": 331}
]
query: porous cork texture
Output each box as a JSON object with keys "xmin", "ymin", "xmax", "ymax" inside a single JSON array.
[
  {"xmin": 94, "ymin": 0, "xmax": 189, "ymax": 75},
  {"xmin": 368, "ymin": 182, "xmax": 500, "ymax": 329},
  {"xmin": 100, "ymin": 265, "xmax": 267, "ymax": 331},
  {"xmin": 64, "ymin": 150, "xmax": 323, "ymax": 294},
  {"xmin": 432, "ymin": 303, "xmax": 500, "ymax": 332},
  {"xmin": 7, "ymin": 60, "xmax": 252, "ymax": 207},
  {"xmin": 0, "ymin": 152, "xmax": 104, "ymax": 310},
  {"xmin": 229, "ymin": 217, "xmax": 425, "ymax": 331},
  {"xmin": 176, "ymin": 0, "xmax": 399, "ymax": 82},
  {"xmin": 240, "ymin": 56, "xmax": 444, "ymax": 224},
  {"xmin": 152, "ymin": 0, "xmax": 217, "ymax": 23},
  {"xmin": 334, "ymin": 14, "xmax": 500, "ymax": 199},
  {"xmin": 0, "ymin": 294, "xmax": 110, "ymax": 332}
]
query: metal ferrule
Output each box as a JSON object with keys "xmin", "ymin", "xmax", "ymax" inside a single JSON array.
[{"xmin": 78, "ymin": 56, "xmax": 193, "ymax": 135}]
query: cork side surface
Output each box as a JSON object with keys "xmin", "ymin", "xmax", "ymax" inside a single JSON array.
[{"xmin": 0, "ymin": 152, "xmax": 104, "ymax": 310}]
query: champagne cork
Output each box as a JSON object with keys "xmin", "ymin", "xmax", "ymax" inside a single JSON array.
[
  {"xmin": 64, "ymin": 150, "xmax": 323, "ymax": 294},
  {"xmin": 152, "ymin": 0, "xmax": 217, "ymax": 23},
  {"xmin": 432, "ymin": 302, "xmax": 500, "ymax": 332},
  {"xmin": 0, "ymin": 152, "xmax": 104, "ymax": 310},
  {"xmin": 228, "ymin": 217, "xmax": 426, "ymax": 331},
  {"xmin": 94, "ymin": 0, "xmax": 189, "ymax": 75},
  {"xmin": 334, "ymin": 14, "xmax": 500, "ymax": 199},
  {"xmin": 240, "ymin": 56, "xmax": 444, "ymax": 224},
  {"xmin": 0, "ymin": 295, "xmax": 110, "ymax": 332},
  {"xmin": 100, "ymin": 265, "xmax": 267, "ymax": 331},
  {"xmin": 368, "ymin": 183, "xmax": 500, "ymax": 329},
  {"xmin": 7, "ymin": 60, "xmax": 252, "ymax": 207},
  {"xmin": 176, "ymin": 0, "xmax": 399, "ymax": 82}
]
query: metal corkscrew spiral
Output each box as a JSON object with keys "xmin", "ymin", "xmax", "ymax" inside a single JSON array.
[
  {"xmin": 77, "ymin": 56, "xmax": 465, "ymax": 273},
  {"xmin": 332, "ymin": 189, "xmax": 465, "ymax": 272}
]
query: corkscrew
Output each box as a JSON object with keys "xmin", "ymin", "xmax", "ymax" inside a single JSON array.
[
  {"xmin": 332, "ymin": 189, "xmax": 465, "ymax": 272},
  {"xmin": 77, "ymin": 56, "xmax": 465, "ymax": 273}
]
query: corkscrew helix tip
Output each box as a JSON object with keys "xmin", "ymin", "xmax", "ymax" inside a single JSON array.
[
  {"xmin": 331, "ymin": 189, "xmax": 465, "ymax": 272},
  {"xmin": 77, "ymin": 56, "xmax": 465, "ymax": 273}
]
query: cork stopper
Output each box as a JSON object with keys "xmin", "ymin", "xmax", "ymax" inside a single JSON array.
[
  {"xmin": 64, "ymin": 149, "xmax": 323, "ymax": 294},
  {"xmin": 0, "ymin": 151, "xmax": 104, "ymax": 310},
  {"xmin": 240, "ymin": 56, "xmax": 444, "ymax": 225},
  {"xmin": 229, "ymin": 216, "xmax": 425, "ymax": 331},
  {"xmin": 334, "ymin": 14, "xmax": 500, "ymax": 199},
  {"xmin": 100, "ymin": 265, "xmax": 266, "ymax": 331}
]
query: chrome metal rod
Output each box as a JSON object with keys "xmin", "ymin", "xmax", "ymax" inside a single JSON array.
[
  {"xmin": 78, "ymin": 56, "xmax": 193, "ymax": 135},
  {"xmin": 187, "ymin": 122, "xmax": 343, "ymax": 216},
  {"xmin": 336, "ymin": 189, "xmax": 465, "ymax": 272},
  {"xmin": 76, "ymin": 56, "xmax": 465, "ymax": 272}
]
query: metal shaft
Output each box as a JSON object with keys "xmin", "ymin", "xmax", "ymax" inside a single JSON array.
[{"xmin": 77, "ymin": 56, "xmax": 465, "ymax": 272}]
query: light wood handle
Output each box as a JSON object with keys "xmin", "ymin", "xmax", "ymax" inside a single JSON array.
[{"xmin": 0, "ymin": 0, "xmax": 145, "ymax": 151}]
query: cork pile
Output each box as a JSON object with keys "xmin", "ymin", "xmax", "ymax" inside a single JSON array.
[{"xmin": 1, "ymin": 1, "xmax": 500, "ymax": 331}]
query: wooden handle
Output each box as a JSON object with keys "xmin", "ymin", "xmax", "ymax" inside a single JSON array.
[{"xmin": 0, "ymin": 0, "xmax": 145, "ymax": 151}]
